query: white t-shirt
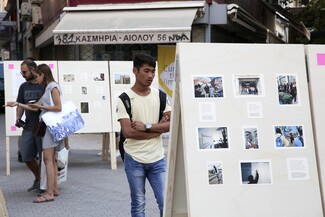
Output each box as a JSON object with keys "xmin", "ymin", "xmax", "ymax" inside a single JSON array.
[{"xmin": 117, "ymin": 88, "xmax": 171, "ymax": 163}]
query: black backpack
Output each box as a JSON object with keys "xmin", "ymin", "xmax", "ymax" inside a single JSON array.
[{"xmin": 118, "ymin": 89, "xmax": 167, "ymax": 161}]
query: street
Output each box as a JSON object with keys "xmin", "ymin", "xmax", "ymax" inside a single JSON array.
[{"xmin": 0, "ymin": 113, "xmax": 159, "ymax": 217}]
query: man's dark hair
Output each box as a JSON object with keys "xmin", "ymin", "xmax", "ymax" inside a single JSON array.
[
  {"xmin": 21, "ymin": 59, "xmax": 37, "ymax": 69},
  {"xmin": 276, "ymin": 128, "xmax": 282, "ymax": 134},
  {"xmin": 133, "ymin": 53, "xmax": 156, "ymax": 69},
  {"xmin": 25, "ymin": 57, "xmax": 36, "ymax": 61}
]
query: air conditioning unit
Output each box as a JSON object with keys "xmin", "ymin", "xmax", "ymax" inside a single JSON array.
[
  {"xmin": 21, "ymin": 2, "xmax": 32, "ymax": 16},
  {"xmin": 32, "ymin": 6, "xmax": 42, "ymax": 25}
]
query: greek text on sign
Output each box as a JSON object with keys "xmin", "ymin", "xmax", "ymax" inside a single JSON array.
[{"xmin": 54, "ymin": 32, "xmax": 191, "ymax": 45}]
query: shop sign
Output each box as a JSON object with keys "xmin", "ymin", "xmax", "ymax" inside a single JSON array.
[{"xmin": 54, "ymin": 31, "xmax": 191, "ymax": 45}]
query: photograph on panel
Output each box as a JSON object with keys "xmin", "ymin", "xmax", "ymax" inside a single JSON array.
[
  {"xmin": 274, "ymin": 126, "xmax": 304, "ymax": 148},
  {"xmin": 243, "ymin": 126, "xmax": 259, "ymax": 149},
  {"xmin": 80, "ymin": 102, "xmax": 89, "ymax": 113},
  {"xmin": 276, "ymin": 74, "xmax": 298, "ymax": 105},
  {"xmin": 193, "ymin": 75, "xmax": 224, "ymax": 98},
  {"xmin": 207, "ymin": 161, "xmax": 223, "ymax": 185},
  {"xmin": 115, "ymin": 73, "xmax": 131, "ymax": 84},
  {"xmin": 63, "ymin": 74, "xmax": 75, "ymax": 82},
  {"xmin": 93, "ymin": 72, "xmax": 105, "ymax": 81},
  {"xmin": 240, "ymin": 161, "xmax": 272, "ymax": 184},
  {"xmin": 81, "ymin": 86, "xmax": 87, "ymax": 95},
  {"xmin": 233, "ymin": 74, "xmax": 265, "ymax": 97},
  {"xmin": 198, "ymin": 127, "xmax": 229, "ymax": 150}
]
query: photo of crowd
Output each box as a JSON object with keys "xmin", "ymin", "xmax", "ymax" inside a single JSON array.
[
  {"xmin": 193, "ymin": 76, "xmax": 223, "ymax": 98},
  {"xmin": 274, "ymin": 125, "xmax": 304, "ymax": 148},
  {"xmin": 277, "ymin": 75, "xmax": 298, "ymax": 105},
  {"xmin": 233, "ymin": 75, "xmax": 264, "ymax": 97}
]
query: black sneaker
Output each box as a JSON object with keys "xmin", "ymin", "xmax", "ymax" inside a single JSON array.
[
  {"xmin": 35, "ymin": 188, "xmax": 45, "ymax": 196},
  {"xmin": 28, "ymin": 180, "xmax": 40, "ymax": 192},
  {"xmin": 17, "ymin": 152, "xmax": 23, "ymax": 163}
]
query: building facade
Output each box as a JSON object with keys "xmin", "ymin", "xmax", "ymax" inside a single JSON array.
[{"xmin": 0, "ymin": 0, "xmax": 310, "ymax": 61}]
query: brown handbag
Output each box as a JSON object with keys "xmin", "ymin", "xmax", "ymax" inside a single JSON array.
[{"xmin": 32, "ymin": 121, "xmax": 47, "ymax": 137}]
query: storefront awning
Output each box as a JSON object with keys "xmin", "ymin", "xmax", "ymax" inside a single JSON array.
[{"xmin": 53, "ymin": 2, "xmax": 205, "ymax": 45}]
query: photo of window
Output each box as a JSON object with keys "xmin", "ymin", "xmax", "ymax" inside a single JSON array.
[
  {"xmin": 198, "ymin": 127, "xmax": 229, "ymax": 150},
  {"xmin": 274, "ymin": 125, "xmax": 304, "ymax": 148},
  {"xmin": 240, "ymin": 161, "xmax": 272, "ymax": 184},
  {"xmin": 193, "ymin": 76, "xmax": 224, "ymax": 98},
  {"xmin": 208, "ymin": 161, "xmax": 223, "ymax": 185},
  {"xmin": 277, "ymin": 74, "xmax": 299, "ymax": 105},
  {"xmin": 233, "ymin": 74, "xmax": 265, "ymax": 97}
]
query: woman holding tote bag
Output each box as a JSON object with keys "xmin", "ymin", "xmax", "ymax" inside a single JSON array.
[{"xmin": 29, "ymin": 64, "xmax": 62, "ymax": 203}]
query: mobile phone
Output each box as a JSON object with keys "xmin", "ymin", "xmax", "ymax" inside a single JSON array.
[
  {"xmin": 15, "ymin": 119, "xmax": 26, "ymax": 128},
  {"xmin": 28, "ymin": 100, "xmax": 36, "ymax": 104}
]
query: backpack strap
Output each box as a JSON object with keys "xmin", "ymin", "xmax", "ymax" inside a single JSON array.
[
  {"xmin": 158, "ymin": 89, "xmax": 167, "ymax": 121},
  {"xmin": 119, "ymin": 92, "xmax": 132, "ymax": 120}
]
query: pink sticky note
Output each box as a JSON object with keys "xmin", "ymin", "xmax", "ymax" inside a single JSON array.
[
  {"xmin": 317, "ymin": 53, "xmax": 325, "ymax": 65},
  {"xmin": 11, "ymin": 126, "xmax": 17, "ymax": 131},
  {"xmin": 48, "ymin": 64, "xmax": 54, "ymax": 69},
  {"xmin": 8, "ymin": 64, "xmax": 14, "ymax": 70}
]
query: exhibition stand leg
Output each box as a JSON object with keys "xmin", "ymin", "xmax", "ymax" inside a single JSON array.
[
  {"xmin": 109, "ymin": 132, "xmax": 117, "ymax": 170},
  {"xmin": 6, "ymin": 137, "xmax": 10, "ymax": 176}
]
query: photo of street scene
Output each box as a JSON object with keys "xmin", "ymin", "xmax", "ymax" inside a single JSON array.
[
  {"xmin": 274, "ymin": 125, "xmax": 304, "ymax": 148},
  {"xmin": 115, "ymin": 73, "xmax": 131, "ymax": 84},
  {"xmin": 243, "ymin": 127, "xmax": 259, "ymax": 149},
  {"xmin": 208, "ymin": 161, "xmax": 223, "ymax": 185},
  {"xmin": 277, "ymin": 75, "xmax": 298, "ymax": 105},
  {"xmin": 240, "ymin": 161, "xmax": 272, "ymax": 184},
  {"xmin": 198, "ymin": 127, "xmax": 229, "ymax": 150},
  {"xmin": 193, "ymin": 76, "xmax": 224, "ymax": 98},
  {"xmin": 233, "ymin": 75, "xmax": 264, "ymax": 97}
]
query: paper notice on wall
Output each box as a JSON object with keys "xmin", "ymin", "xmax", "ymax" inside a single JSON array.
[
  {"xmin": 287, "ymin": 158, "xmax": 310, "ymax": 180},
  {"xmin": 199, "ymin": 102, "xmax": 216, "ymax": 122},
  {"xmin": 247, "ymin": 102, "xmax": 263, "ymax": 118}
]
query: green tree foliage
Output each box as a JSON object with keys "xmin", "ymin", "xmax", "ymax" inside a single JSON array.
[{"xmin": 291, "ymin": 0, "xmax": 325, "ymax": 43}]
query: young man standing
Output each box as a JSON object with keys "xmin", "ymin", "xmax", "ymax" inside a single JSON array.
[
  {"xmin": 6, "ymin": 60, "xmax": 43, "ymax": 192},
  {"xmin": 117, "ymin": 53, "xmax": 171, "ymax": 217}
]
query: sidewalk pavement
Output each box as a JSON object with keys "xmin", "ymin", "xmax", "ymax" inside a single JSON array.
[{"xmin": 0, "ymin": 113, "xmax": 159, "ymax": 217}]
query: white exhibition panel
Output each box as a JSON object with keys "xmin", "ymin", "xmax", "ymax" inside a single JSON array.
[
  {"xmin": 109, "ymin": 61, "xmax": 134, "ymax": 132},
  {"xmin": 305, "ymin": 45, "xmax": 325, "ymax": 209},
  {"xmin": 109, "ymin": 61, "xmax": 159, "ymax": 132},
  {"xmin": 57, "ymin": 61, "xmax": 112, "ymax": 133},
  {"xmin": 175, "ymin": 43, "xmax": 322, "ymax": 217},
  {"xmin": 4, "ymin": 61, "xmax": 58, "ymax": 136}
]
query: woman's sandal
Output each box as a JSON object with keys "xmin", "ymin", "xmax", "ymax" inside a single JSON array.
[{"xmin": 33, "ymin": 195, "xmax": 54, "ymax": 203}]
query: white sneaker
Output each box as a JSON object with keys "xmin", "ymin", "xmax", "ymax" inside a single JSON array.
[
  {"xmin": 116, "ymin": 150, "xmax": 121, "ymax": 157},
  {"xmin": 96, "ymin": 152, "xmax": 102, "ymax": 156}
]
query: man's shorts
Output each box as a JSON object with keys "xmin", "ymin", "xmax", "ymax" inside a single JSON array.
[{"xmin": 21, "ymin": 129, "xmax": 42, "ymax": 162}]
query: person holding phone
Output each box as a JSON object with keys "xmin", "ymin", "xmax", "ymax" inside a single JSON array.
[{"xmin": 4, "ymin": 59, "xmax": 44, "ymax": 193}]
